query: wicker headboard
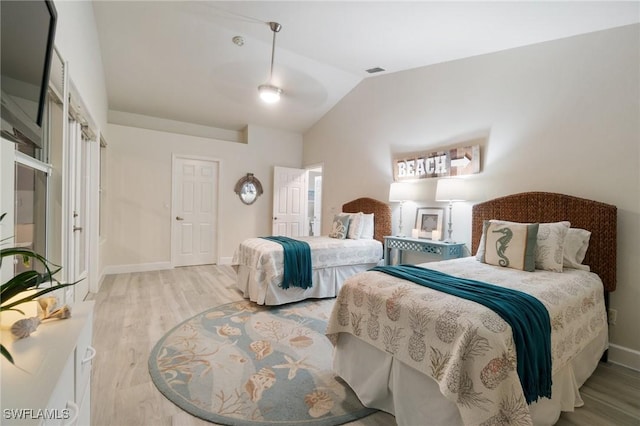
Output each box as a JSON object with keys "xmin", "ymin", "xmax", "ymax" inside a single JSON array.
[
  {"xmin": 342, "ymin": 197, "xmax": 392, "ymax": 244},
  {"xmin": 471, "ymin": 192, "xmax": 617, "ymax": 292}
]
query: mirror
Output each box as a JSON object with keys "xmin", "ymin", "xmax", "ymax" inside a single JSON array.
[
  {"xmin": 234, "ymin": 173, "xmax": 263, "ymax": 205},
  {"xmin": 240, "ymin": 182, "xmax": 258, "ymax": 204}
]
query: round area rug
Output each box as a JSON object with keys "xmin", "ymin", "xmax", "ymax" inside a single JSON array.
[{"xmin": 148, "ymin": 299, "xmax": 376, "ymax": 425}]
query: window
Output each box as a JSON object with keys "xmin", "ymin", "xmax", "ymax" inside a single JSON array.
[
  {"xmin": 15, "ymin": 92, "xmax": 50, "ymax": 163},
  {"xmin": 13, "ymin": 93, "xmax": 56, "ymax": 274},
  {"xmin": 14, "ymin": 158, "xmax": 49, "ymax": 274}
]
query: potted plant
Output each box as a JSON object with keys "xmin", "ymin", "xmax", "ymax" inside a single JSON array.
[{"xmin": 0, "ymin": 213, "xmax": 77, "ymax": 364}]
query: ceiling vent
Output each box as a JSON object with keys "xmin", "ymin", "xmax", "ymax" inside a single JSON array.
[{"xmin": 366, "ymin": 67, "xmax": 385, "ymax": 74}]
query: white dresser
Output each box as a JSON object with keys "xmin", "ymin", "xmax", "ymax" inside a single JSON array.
[{"xmin": 0, "ymin": 302, "xmax": 95, "ymax": 425}]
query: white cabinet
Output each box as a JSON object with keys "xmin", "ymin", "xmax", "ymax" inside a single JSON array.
[
  {"xmin": 0, "ymin": 302, "xmax": 94, "ymax": 426},
  {"xmin": 42, "ymin": 355, "xmax": 74, "ymax": 426}
]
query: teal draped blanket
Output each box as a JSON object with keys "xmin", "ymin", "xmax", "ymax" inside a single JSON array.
[
  {"xmin": 261, "ymin": 236, "xmax": 312, "ymax": 289},
  {"xmin": 371, "ymin": 264, "xmax": 552, "ymax": 404}
]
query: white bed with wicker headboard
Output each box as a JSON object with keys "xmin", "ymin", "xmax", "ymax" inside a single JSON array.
[
  {"xmin": 232, "ymin": 197, "xmax": 392, "ymax": 305},
  {"xmin": 326, "ymin": 192, "xmax": 616, "ymax": 426}
]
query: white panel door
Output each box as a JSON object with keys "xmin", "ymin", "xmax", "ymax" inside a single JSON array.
[
  {"xmin": 172, "ymin": 157, "xmax": 219, "ymax": 266},
  {"xmin": 272, "ymin": 167, "xmax": 307, "ymax": 237}
]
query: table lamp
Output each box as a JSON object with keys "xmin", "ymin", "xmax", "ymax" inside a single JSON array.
[
  {"xmin": 388, "ymin": 182, "xmax": 415, "ymax": 237},
  {"xmin": 435, "ymin": 178, "xmax": 466, "ymax": 242}
]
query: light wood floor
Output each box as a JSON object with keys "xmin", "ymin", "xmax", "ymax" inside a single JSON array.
[{"xmin": 90, "ymin": 265, "xmax": 640, "ymax": 426}]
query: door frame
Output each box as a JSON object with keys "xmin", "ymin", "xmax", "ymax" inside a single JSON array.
[
  {"xmin": 63, "ymin": 117, "xmax": 92, "ymax": 303},
  {"xmin": 305, "ymin": 163, "xmax": 323, "ymax": 236},
  {"xmin": 170, "ymin": 154, "xmax": 221, "ymax": 267}
]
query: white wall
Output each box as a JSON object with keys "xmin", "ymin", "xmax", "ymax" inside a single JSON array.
[
  {"xmin": 303, "ymin": 25, "xmax": 640, "ymax": 367},
  {"xmin": 53, "ymin": 0, "xmax": 108, "ymax": 130},
  {"xmin": 103, "ymin": 123, "xmax": 303, "ymax": 272}
]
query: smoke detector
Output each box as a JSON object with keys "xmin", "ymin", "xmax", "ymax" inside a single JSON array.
[{"xmin": 232, "ymin": 36, "xmax": 244, "ymax": 46}]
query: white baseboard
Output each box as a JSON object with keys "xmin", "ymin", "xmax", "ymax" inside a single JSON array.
[
  {"xmin": 218, "ymin": 256, "xmax": 233, "ymax": 265},
  {"xmin": 102, "ymin": 262, "xmax": 173, "ymax": 275},
  {"xmin": 608, "ymin": 343, "xmax": 640, "ymax": 372}
]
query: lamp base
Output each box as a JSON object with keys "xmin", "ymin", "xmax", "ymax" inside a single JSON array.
[
  {"xmin": 397, "ymin": 202, "xmax": 405, "ymax": 237},
  {"xmin": 446, "ymin": 202, "xmax": 454, "ymax": 244}
]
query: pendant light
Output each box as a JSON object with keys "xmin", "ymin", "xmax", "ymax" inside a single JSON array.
[{"xmin": 258, "ymin": 21, "xmax": 282, "ymax": 103}]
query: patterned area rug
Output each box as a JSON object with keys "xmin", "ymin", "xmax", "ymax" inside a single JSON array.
[{"xmin": 148, "ymin": 299, "xmax": 376, "ymax": 425}]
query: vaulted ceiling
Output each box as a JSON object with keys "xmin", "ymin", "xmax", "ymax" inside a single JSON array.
[{"xmin": 93, "ymin": 1, "xmax": 638, "ymax": 135}]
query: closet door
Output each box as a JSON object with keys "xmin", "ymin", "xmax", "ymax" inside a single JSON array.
[{"xmin": 172, "ymin": 156, "xmax": 219, "ymax": 267}]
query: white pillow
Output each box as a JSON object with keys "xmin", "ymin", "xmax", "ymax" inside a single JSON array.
[
  {"xmin": 535, "ymin": 221, "xmax": 570, "ymax": 272},
  {"xmin": 563, "ymin": 228, "xmax": 591, "ymax": 271},
  {"xmin": 360, "ymin": 213, "xmax": 375, "ymax": 239},
  {"xmin": 476, "ymin": 220, "xmax": 570, "ymax": 272},
  {"xmin": 347, "ymin": 212, "xmax": 364, "ymax": 239}
]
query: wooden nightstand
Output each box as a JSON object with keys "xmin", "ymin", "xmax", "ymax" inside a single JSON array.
[{"xmin": 384, "ymin": 236, "xmax": 465, "ymax": 266}]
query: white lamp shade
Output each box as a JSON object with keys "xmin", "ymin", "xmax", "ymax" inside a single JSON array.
[
  {"xmin": 389, "ymin": 182, "xmax": 416, "ymax": 202},
  {"xmin": 435, "ymin": 178, "xmax": 467, "ymax": 202}
]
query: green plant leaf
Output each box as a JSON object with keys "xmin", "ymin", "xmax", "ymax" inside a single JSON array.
[
  {"xmin": 0, "ymin": 271, "xmax": 61, "ymax": 302},
  {"xmin": 1, "ymin": 344, "xmax": 15, "ymax": 365},
  {"xmin": 0, "ymin": 281, "xmax": 79, "ymax": 312},
  {"xmin": 1, "ymin": 247, "xmax": 59, "ymax": 272},
  {"xmin": 2, "ymin": 307, "xmax": 27, "ymax": 315},
  {"xmin": 0, "ymin": 212, "xmax": 79, "ymax": 365},
  {"xmin": 2, "ymin": 270, "xmax": 49, "ymax": 294}
]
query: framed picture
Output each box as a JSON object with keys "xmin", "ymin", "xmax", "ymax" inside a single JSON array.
[{"xmin": 414, "ymin": 207, "xmax": 444, "ymax": 240}]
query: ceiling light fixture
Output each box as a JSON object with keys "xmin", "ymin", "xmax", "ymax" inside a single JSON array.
[{"xmin": 258, "ymin": 21, "xmax": 282, "ymax": 103}]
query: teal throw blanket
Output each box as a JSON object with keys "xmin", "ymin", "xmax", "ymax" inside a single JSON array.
[
  {"xmin": 371, "ymin": 264, "xmax": 552, "ymax": 404},
  {"xmin": 261, "ymin": 236, "xmax": 312, "ymax": 289}
]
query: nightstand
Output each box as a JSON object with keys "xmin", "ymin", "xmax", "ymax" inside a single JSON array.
[{"xmin": 384, "ymin": 236, "xmax": 465, "ymax": 265}]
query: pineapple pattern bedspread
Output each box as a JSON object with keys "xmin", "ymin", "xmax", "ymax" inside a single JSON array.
[{"xmin": 325, "ymin": 257, "xmax": 607, "ymax": 425}]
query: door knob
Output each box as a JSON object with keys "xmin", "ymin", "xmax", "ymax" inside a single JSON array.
[
  {"xmin": 176, "ymin": 216, "xmax": 184, "ymax": 221},
  {"xmin": 73, "ymin": 226, "xmax": 83, "ymax": 232}
]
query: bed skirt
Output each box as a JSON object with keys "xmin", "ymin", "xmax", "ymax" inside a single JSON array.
[
  {"xmin": 333, "ymin": 327, "xmax": 608, "ymax": 426},
  {"xmin": 235, "ymin": 262, "xmax": 380, "ymax": 305}
]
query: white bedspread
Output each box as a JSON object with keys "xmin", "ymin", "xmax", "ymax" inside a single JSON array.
[
  {"xmin": 231, "ymin": 237, "xmax": 383, "ymax": 304},
  {"xmin": 325, "ymin": 257, "xmax": 608, "ymax": 426}
]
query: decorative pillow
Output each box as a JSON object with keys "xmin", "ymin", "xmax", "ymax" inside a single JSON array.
[
  {"xmin": 347, "ymin": 212, "xmax": 364, "ymax": 239},
  {"xmin": 563, "ymin": 228, "xmax": 591, "ymax": 271},
  {"xmin": 481, "ymin": 221, "xmax": 539, "ymax": 272},
  {"xmin": 535, "ymin": 221, "xmax": 570, "ymax": 272},
  {"xmin": 329, "ymin": 214, "xmax": 350, "ymax": 239},
  {"xmin": 477, "ymin": 220, "xmax": 569, "ymax": 272},
  {"xmin": 360, "ymin": 213, "xmax": 375, "ymax": 239}
]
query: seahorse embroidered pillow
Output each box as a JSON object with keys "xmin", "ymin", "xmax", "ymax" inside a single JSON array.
[
  {"xmin": 477, "ymin": 220, "xmax": 569, "ymax": 272},
  {"xmin": 329, "ymin": 214, "xmax": 350, "ymax": 239},
  {"xmin": 481, "ymin": 221, "xmax": 539, "ymax": 272}
]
